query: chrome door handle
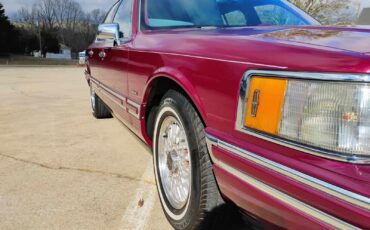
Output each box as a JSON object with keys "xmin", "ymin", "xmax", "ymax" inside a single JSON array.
[{"xmin": 98, "ymin": 51, "xmax": 106, "ymax": 59}]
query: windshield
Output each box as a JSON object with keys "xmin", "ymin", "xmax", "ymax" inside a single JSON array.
[{"xmin": 141, "ymin": 0, "xmax": 319, "ymax": 30}]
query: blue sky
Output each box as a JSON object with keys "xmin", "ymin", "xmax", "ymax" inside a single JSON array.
[{"xmin": 2, "ymin": 0, "xmax": 117, "ymax": 17}]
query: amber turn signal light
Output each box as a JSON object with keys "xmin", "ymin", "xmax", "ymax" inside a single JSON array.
[{"xmin": 244, "ymin": 77, "xmax": 287, "ymax": 135}]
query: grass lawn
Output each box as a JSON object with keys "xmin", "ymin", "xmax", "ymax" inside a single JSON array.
[{"xmin": 0, "ymin": 55, "xmax": 79, "ymax": 66}]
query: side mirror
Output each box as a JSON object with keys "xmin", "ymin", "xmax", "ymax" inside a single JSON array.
[{"xmin": 96, "ymin": 23, "xmax": 121, "ymax": 47}]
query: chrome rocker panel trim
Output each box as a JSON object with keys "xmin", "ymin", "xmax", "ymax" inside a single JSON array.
[
  {"xmin": 236, "ymin": 70, "xmax": 370, "ymax": 164},
  {"xmin": 89, "ymin": 77, "xmax": 141, "ymax": 119},
  {"xmin": 206, "ymin": 134, "xmax": 369, "ymax": 228}
]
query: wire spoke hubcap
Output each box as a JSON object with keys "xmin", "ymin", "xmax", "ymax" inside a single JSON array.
[
  {"xmin": 90, "ymin": 88, "xmax": 96, "ymax": 111},
  {"xmin": 158, "ymin": 116, "xmax": 191, "ymax": 210}
]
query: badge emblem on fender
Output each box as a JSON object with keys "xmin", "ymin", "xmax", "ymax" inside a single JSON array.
[{"xmin": 251, "ymin": 89, "xmax": 260, "ymax": 117}]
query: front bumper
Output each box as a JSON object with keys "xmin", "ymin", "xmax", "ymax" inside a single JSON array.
[{"xmin": 206, "ymin": 133, "xmax": 370, "ymax": 229}]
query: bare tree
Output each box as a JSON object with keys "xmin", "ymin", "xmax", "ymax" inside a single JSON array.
[
  {"xmin": 52, "ymin": 0, "xmax": 83, "ymax": 44},
  {"xmin": 52, "ymin": 0, "xmax": 69, "ymax": 43},
  {"xmin": 16, "ymin": 6, "xmax": 39, "ymax": 30},
  {"xmin": 66, "ymin": 1, "xmax": 83, "ymax": 32},
  {"xmin": 89, "ymin": 9, "xmax": 107, "ymax": 26},
  {"xmin": 36, "ymin": 0, "xmax": 56, "ymax": 30},
  {"xmin": 288, "ymin": 0, "xmax": 354, "ymax": 24},
  {"xmin": 15, "ymin": 0, "xmax": 106, "ymax": 54}
]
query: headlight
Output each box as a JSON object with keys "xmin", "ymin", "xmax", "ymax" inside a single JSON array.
[
  {"xmin": 280, "ymin": 80, "xmax": 370, "ymax": 156},
  {"xmin": 239, "ymin": 72, "xmax": 370, "ymax": 162}
]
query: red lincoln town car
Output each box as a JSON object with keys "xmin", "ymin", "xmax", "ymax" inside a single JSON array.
[{"xmin": 84, "ymin": 0, "xmax": 370, "ymax": 229}]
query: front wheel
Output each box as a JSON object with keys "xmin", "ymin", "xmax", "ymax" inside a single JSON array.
[
  {"xmin": 90, "ymin": 85, "xmax": 112, "ymax": 119},
  {"xmin": 153, "ymin": 90, "xmax": 222, "ymax": 230}
]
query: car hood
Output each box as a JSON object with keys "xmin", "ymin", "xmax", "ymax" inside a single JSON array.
[
  {"xmin": 145, "ymin": 25, "xmax": 370, "ymax": 72},
  {"xmin": 250, "ymin": 26, "xmax": 370, "ymax": 55}
]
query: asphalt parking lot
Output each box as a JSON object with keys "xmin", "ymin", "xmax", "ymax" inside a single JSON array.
[{"xmin": 0, "ymin": 67, "xmax": 172, "ymax": 230}]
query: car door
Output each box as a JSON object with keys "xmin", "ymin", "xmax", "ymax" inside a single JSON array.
[
  {"xmin": 89, "ymin": 0, "xmax": 134, "ymax": 124},
  {"xmin": 98, "ymin": 0, "xmax": 134, "ymax": 99},
  {"xmin": 88, "ymin": 1, "xmax": 120, "ymax": 83}
]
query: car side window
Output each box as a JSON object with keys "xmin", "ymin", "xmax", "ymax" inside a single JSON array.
[
  {"xmin": 113, "ymin": 0, "xmax": 134, "ymax": 39},
  {"xmin": 104, "ymin": 1, "xmax": 121, "ymax": 23},
  {"xmin": 223, "ymin": 10, "xmax": 247, "ymax": 26},
  {"xmin": 254, "ymin": 5, "xmax": 306, "ymax": 26}
]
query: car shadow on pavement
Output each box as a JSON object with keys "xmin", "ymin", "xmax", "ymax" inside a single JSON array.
[{"xmin": 198, "ymin": 203, "xmax": 260, "ymax": 230}]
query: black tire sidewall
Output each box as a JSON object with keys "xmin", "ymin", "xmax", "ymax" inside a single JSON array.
[
  {"xmin": 154, "ymin": 94, "xmax": 202, "ymax": 229},
  {"xmin": 90, "ymin": 84, "xmax": 111, "ymax": 119}
]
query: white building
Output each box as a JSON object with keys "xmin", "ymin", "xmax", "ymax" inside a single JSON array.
[{"xmin": 46, "ymin": 44, "xmax": 72, "ymax": 60}]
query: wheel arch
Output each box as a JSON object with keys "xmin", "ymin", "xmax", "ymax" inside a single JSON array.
[{"xmin": 142, "ymin": 67, "xmax": 208, "ymax": 143}]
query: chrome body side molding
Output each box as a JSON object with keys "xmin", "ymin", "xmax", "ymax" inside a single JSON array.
[
  {"xmin": 216, "ymin": 159, "xmax": 359, "ymax": 230},
  {"xmin": 127, "ymin": 99, "xmax": 141, "ymax": 119},
  {"xmin": 207, "ymin": 134, "xmax": 370, "ymax": 210},
  {"xmin": 89, "ymin": 76, "xmax": 141, "ymax": 119},
  {"xmin": 206, "ymin": 134, "xmax": 369, "ymax": 225}
]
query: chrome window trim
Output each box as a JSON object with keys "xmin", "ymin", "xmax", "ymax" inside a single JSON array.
[
  {"xmin": 104, "ymin": 0, "xmax": 122, "ymax": 23},
  {"xmin": 206, "ymin": 134, "xmax": 370, "ymax": 212},
  {"xmin": 137, "ymin": 0, "xmax": 142, "ymax": 33},
  {"xmin": 112, "ymin": 0, "xmax": 135, "ymax": 41},
  {"xmin": 236, "ymin": 70, "xmax": 370, "ymax": 164}
]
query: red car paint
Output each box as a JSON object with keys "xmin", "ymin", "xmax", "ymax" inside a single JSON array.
[{"xmin": 86, "ymin": 0, "xmax": 370, "ymax": 228}]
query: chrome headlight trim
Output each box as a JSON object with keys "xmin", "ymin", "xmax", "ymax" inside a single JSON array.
[{"xmin": 236, "ymin": 70, "xmax": 370, "ymax": 164}]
